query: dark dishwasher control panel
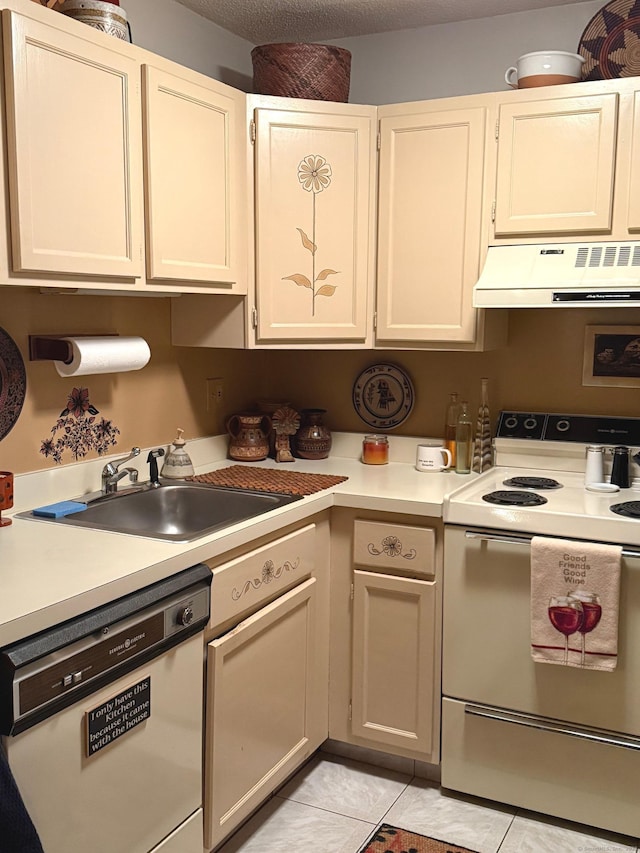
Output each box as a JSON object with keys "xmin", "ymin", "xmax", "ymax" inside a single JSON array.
[{"xmin": 0, "ymin": 563, "xmax": 212, "ymax": 735}]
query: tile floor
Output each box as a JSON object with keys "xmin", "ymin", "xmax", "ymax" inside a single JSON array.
[{"xmin": 217, "ymin": 753, "xmax": 640, "ymax": 853}]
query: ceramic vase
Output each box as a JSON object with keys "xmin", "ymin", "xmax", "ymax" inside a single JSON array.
[{"xmin": 295, "ymin": 409, "xmax": 332, "ymax": 460}]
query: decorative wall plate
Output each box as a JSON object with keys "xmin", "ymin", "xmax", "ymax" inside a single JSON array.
[
  {"xmin": 0, "ymin": 326, "xmax": 26, "ymax": 442},
  {"xmin": 579, "ymin": 0, "xmax": 640, "ymax": 80},
  {"xmin": 352, "ymin": 363, "xmax": 415, "ymax": 429}
]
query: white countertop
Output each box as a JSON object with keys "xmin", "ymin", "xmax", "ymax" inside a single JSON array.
[{"xmin": 0, "ymin": 433, "xmax": 470, "ymax": 646}]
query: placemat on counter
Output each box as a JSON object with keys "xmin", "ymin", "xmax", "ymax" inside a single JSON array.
[{"xmin": 188, "ymin": 466, "xmax": 348, "ymax": 496}]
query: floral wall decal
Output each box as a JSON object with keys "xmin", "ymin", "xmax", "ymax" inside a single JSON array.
[
  {"xmin": 282, "ymin": 154, "xmax": 340, "ymax": 316},
  {"xmin": 40, "ymin": 387, "xmax": 121, "ymax": 463}
]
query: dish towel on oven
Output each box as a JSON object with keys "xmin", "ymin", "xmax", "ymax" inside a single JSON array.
[{"xmin": 530, "ymin": 536, "xmax": 622, "ymax": 671}]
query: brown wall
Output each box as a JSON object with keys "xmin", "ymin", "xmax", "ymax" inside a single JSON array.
[
  {"xmin": 262, "ymin": 307, "xmax": 640, "ymax": 437},
  {"xmin": 0, "ymin": 289, "xmax": 264, "ymax": 473},
  {"xmin": 2, "ymin": 288, "xmax": 640, "ymax": 475}
]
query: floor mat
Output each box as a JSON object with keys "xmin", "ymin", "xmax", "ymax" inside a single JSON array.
[{"xmin": 359, "ymin": 824, "xmax": 479, "ymax": 853}]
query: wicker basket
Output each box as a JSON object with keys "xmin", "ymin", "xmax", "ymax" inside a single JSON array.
[{"xmin": 251, "ymin": 43, "xmax": 351, "ymax": 102}]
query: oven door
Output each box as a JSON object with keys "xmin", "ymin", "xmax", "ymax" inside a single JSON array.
[
  {"xmin": 441, "ymin": 524, "xmax": 640, "ymax": 836},
  {"xmin": 443, "ymin": 524, "xmax": 640, "ymax": 733}
]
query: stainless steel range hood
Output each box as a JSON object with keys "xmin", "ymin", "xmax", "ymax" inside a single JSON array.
[{"xmin": 474, "ymin": 242, "xmax": 640, "ymax": 308}]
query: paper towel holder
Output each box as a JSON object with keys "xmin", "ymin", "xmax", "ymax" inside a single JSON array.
[{"xmin": 29, "ymin": 334, "xmax": 117, "ymax": 365}]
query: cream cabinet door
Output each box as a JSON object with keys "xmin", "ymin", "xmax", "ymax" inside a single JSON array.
[
  {"xmin": 626, "ymin": 89, "xmax": 640, "ymax": 232},
  {"xmin": 143, "ymin": 65, "xmax": 245, "ymax": 289},
  {"xmin": 351, "ymin": 569, "xmax": 436, "ymax": 755},
  {"xmin": 253, "ymin": 105, "xmax": 376, "ymax": 343},
  {"xmin": 494, "ymin": 93, "xmax": 618, "ymax": 236},
  {"xmin": 2, "ymin": 11, "xmax": 143, "ymax": 278},
  {"xmin": 204, "ymin": 578, "xmax": 321, "ymax": 850},
  {"xmin": 376, "ymin": 103, "xmax": 488, "ymax": 343}
]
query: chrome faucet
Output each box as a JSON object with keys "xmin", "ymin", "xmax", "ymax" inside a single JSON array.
[{"xmin": 101, "ymin": 447, "xmax": 141, "ymax": 494}]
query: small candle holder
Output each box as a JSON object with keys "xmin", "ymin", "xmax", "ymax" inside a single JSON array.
[{"xmin": 362, "ymin": 434, "xmax": 389, "ymax": 465}]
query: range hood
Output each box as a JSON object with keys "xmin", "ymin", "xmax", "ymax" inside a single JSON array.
[{"xmin": 474, "ymin": 242, "xmax": 640, "ymax": 308}]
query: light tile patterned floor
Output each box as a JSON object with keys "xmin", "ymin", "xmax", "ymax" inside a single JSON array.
[{"xmin": 217, "ymin": 755, "xmax": 640, "ymax": 853}]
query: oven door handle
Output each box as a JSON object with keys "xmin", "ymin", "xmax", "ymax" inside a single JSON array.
[
  {"xmin": 464, "ymin": 703, "xmax": 640, "ymax": 751},
  {"xmin": 463, "ymin": 530, "xmax": 640, "ymax": 559}
]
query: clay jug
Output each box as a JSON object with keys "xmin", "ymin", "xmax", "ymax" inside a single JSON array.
[
  {"xmin": 295, "ymin": 409, "xmax": 332, "ymax": 460},
  {"xmin": 227, "ymin": 413, "xmax": 271, "ymax": 461}
]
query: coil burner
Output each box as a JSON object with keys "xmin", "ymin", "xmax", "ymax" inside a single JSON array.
[
  {"xmin": 611, "ymin": 502, "xmax": 640, "ymax": 519},
  {"xmin": 502, "ymin": 476, "xmax": 562, "ymax": 490},
  {"xmin": 482, "ymin": 490, "xmax": 548, "ymax": 507}
]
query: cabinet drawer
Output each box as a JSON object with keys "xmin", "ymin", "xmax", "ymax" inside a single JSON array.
[
  {"xmin": 208, "ymin": 524, "xmax": 316, "ymax": 630},
  {"xmin": 442, "ymin": 697, "xmax": 640, "ymax": 837},
  {"xmin": 353, "ymin": 520, "xmax": 435, "ymax": 577}
]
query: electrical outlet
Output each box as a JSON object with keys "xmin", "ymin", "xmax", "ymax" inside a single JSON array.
[{"xmin": 206, "ymin": 378, "xmax": 224, "ymax": 411}]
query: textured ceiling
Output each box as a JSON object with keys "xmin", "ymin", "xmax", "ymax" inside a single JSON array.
[{"xmin": 172, "ymin": 0, "xmax": 591, "ymax": 43}]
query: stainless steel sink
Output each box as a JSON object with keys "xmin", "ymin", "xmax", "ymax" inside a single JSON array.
[{"xmin": 25, "ymin": 482, "xmax": 302, "ymax": 542}]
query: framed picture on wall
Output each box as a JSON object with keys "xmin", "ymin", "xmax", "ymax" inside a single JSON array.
[{"xmin": 582, "ymin": 325, "xmax": 640, "ymax": 388}]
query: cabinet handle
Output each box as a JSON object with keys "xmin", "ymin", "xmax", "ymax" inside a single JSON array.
[
  {"xmin": 464, "ymin": 703, "xmax": 640, "ymax": 752},
  {"xmin": 463, "ymin": 529, "xmax": 640, "ymax": 559}
]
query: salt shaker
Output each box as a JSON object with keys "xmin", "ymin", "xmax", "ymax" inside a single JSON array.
[{"xmin": 584, "ymin": 445, "xmax": 605, "ymax": 486}]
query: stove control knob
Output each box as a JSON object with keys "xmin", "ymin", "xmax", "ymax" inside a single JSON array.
[
  {"xmin": 556, "ymin": 419, "xmax": 570, "ymax": 432},
  {"xmin": 523, "ymin": 417, "xmax": 538, "ymax": 431},
  {"xmin": 177, "ymin": 606, "xmax": 194, "ymax": 627},
  {"xmin": 504, "ymin": 416, "xmax": 518, "ymax": 429}
]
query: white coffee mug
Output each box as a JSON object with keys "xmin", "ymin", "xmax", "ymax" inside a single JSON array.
[
  {"xmin": 416, "ymin": 443, "xmax": 452, "ymax": 473},
  {"xmin": 505, "ymin": 51, "xmax": 585, "ymax": 89}
]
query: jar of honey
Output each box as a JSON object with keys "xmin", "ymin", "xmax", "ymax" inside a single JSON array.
[{"xmin": 362, "ymin": 434, "xmax": 389, "ymax": 465}]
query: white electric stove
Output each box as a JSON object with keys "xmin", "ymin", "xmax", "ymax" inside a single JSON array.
[
  {"xmin": 444, "ymin": 411, "xmax": 640, "ymax": 547},
  {"xmin": 441, "ymin": 411, "xmax": 640, "ymax": 839}
]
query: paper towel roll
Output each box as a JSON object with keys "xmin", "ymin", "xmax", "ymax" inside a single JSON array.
[{"xmin": 54, "ymin": 337, "xmax": 151, "ymax": 377}]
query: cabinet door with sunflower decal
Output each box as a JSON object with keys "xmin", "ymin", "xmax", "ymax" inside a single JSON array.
[{"xmin": 253, "ymin": 102, "xmax": 377, "ymax": 344}]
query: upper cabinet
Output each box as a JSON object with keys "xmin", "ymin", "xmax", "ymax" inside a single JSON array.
[
  {"xmin": 0, "ymin": 1, "xmax": 246, "ymax": 294},
  {"xmin": 491, "ymin": 78, "xmax": 640, "ymax": 243},
  {"xmin": 619, "ymin": 86, "xmax": 640, "ymax": 235},
  {"xmin": 2, "ymin": 9, "xmax": 143, "ymax": 278},
  {"xmin": 173, "ymin": 93, "xmax": 506, "ymax": 351},
  {"xmin": 252, "ymin": 98, "xmax": 377, "ymax": 344},
  {"xmin": 376, "ymin": 97, "xmax": 492, "ymax": 345},
  {"xmin": 493, "ymin": 91, "xmax": 618, "ymax": 237},
  {"xmin": 142, "ymin": 64, "xmax": 246, "ymax": 291}
]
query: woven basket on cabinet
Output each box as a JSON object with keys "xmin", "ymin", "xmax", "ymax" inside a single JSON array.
[{"xmin": 251, "ymin": 42, "xmax": 352, "ymax": 102}]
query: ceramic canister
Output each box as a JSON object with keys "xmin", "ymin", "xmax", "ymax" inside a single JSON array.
[{"xmin": 505, "ymin": 51, "xmax": 585, "ymax": 89}]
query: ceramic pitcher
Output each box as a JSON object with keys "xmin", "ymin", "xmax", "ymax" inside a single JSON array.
[{"xmin": 226, "ymin": 413, "xmax": 272, "ymax": 461}]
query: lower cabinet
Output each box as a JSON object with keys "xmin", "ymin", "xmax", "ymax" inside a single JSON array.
[
  {"xmin": 352, "ymin": 569, "xmax": 436, "ymax": 756},
  {"xmin": 203, "ymin": 518, "xmax": 329, "ymax": 851},
  {"xmin": 329, "ymin": 510, "xmax": 442, "ymax": 766}
]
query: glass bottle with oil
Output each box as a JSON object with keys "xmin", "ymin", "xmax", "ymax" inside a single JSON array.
[{"xmin": 455, "ymin": 401, "xmax": 473, "ymax": 474}]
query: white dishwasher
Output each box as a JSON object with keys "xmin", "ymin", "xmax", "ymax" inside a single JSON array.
[{"xmin": 0, "ymin": 563, "xmax": 212, "ymax": 853}]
